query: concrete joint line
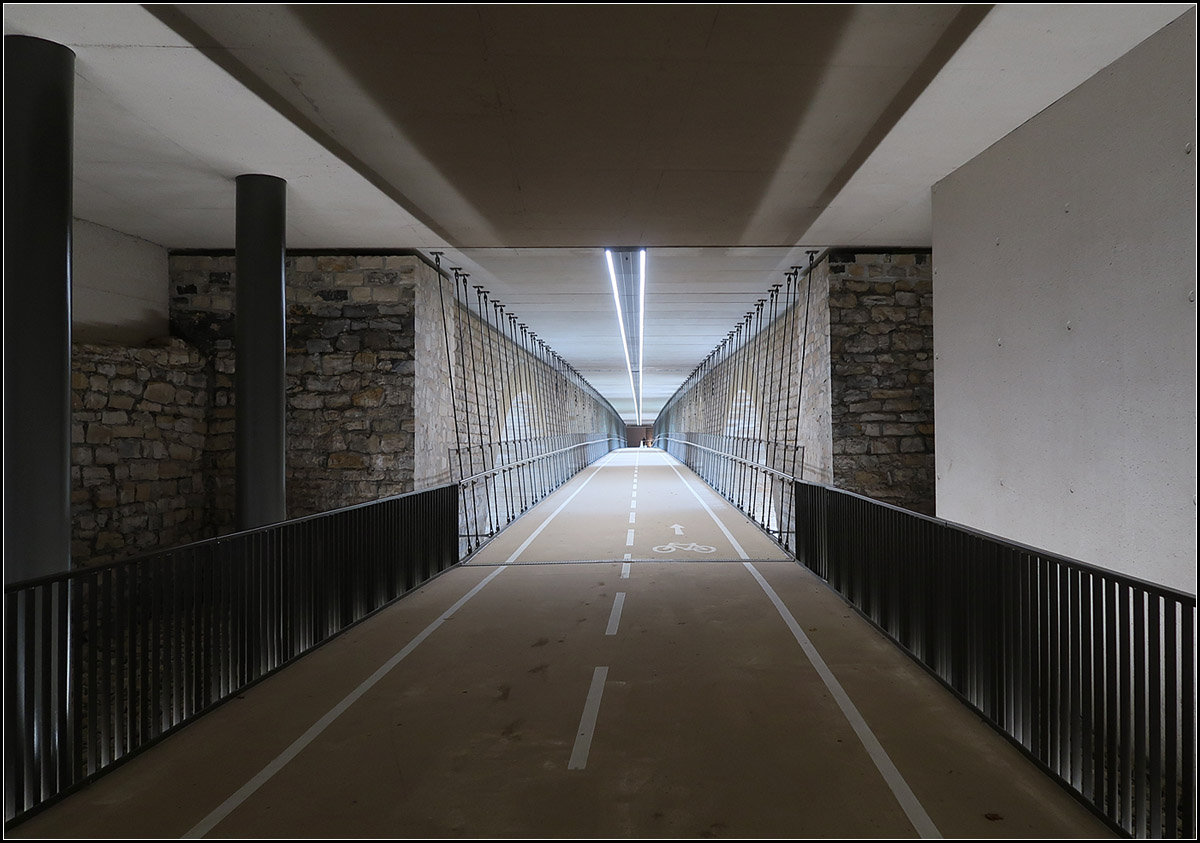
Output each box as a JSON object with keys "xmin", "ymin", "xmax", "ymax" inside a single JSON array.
[
  {"xmin": 743, "ymin": 562, "xmax": 941, "ymax": 839},
  {"xmin": 183, "ymin": 565, "xmax": 508, "ymax": 838}
]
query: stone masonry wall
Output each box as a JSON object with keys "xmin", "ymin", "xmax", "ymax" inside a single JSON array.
[
  {"xmin": 662, "ymin": 264, "xmax": 833, "ymax": 485},
  {"xmin": 413, "ymin": 262, "xmax": 457, "ymax": 490},
  {"xmin": 658, "ymin": 250, "xmax": 933, "ymax": 517},
  {"xmin": 71, "ymin": 340, "xmax": 212, "ymax": 564},
  {"xmin": 170, "ymin": 253, "xmax": 419, "ymax": 523},
  {"xmin": 827, "ymin": 251, "xmax": 935, "ymax": 515}
]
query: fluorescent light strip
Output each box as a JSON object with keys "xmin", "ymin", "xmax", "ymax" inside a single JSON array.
[
  {"xmin": 638, "ymin": 249, "xmax": 646, "ymax": 426},
  {"xmin": 606, "ymin": 249, "xmax": 640, "ymax": 424}
]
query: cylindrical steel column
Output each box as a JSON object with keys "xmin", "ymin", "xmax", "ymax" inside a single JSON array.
[
  {"xmin": 235, "ymin": 174, "xmax": 287, "ymax": 529},
  {"xmin": 4, "ymin": 36, "xmax": 75, "ymax": 583}
]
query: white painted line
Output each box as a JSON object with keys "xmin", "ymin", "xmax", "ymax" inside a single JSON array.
[
  {"xmin": 183, "ymin": 566, "xmax": 508, "ymax": 838},
  {"xmin": 620, "ymin": 562, "xmax": 630, "ymax": 578},
  {"xmin": 499, "ymin": 452, "xmax": 618, "ymax": 565},
  {"xmin": 630, "ymin": 499, "xmax": 637, "ymax": 509},
  {"xmin": 622, "ymin": 553, "xmax": 632, "ymax": 561},
  {"xmin": 661, "ymin": 459, "xmax": 749, "ymax": 560},
  {"xmin": 628, "ymin": 512, "xmax": 636, "ymax": 524},
  {"xmin": 631, "ymin": 490, "xmax": 637, "ymax": 499},
  {"xmin": 605, "ymin": 592, "xmax": 626, "ymax": 635},
  {"xmin": 625, "ymin": 530, "xmax": 635, "ymax": 546},
  {"xmin": 743, "ymin": 563, "xmax": 942, "ymax": 839},
  {"xmin": 568, "ymin": 666, "xmax": 609, "ymax": 770}
]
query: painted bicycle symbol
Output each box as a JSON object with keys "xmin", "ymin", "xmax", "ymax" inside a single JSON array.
[{"xmin": 652, "ymin": 541, "xmax": 716, "ymax": 554}]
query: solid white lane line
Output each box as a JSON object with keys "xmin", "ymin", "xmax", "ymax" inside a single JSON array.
[
  {"xmin": 628, "ymin": 512, "xmax": 636, "ymax": 524},
  {"xmin": 661, "ymin": 458, "xmax": 749, "ymax": 560},
  {"xmin": 620, "ymin": 562, "xmax": 630, "ymax": 578},
  {"xmin": 567, "ymin": 666, "xmax": 610, "ymax": 770},
  {"xmin": 183, "ymin": 566, "xmax": 508, "ymax": 838},
  {"xmin": 499, "ymin": 452, "xmax": 617, "ymax": 565},
  {"xmin": 605, "ymin": 592, "xmax": 626, "ymax": 635},
  {"xmin": 625, "ymin": 530, "xmax": 635, "ymax": 546},
  {"xmin": 743, "ymin": 563, "xmax": 942, "ymax": 839}
]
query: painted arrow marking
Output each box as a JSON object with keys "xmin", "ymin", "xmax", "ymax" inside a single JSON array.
[{"xmin": 670, "ymin": 524, "xmax": 684, "ymax": 535}]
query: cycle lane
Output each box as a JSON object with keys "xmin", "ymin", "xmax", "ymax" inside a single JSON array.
[{"xmin": 467, "ymin": 448, "xmax": 787, "ymax": 565}]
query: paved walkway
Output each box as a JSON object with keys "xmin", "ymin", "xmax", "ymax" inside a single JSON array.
[{"xmin": 12, "ymin": 449, "xmax": 1111, "ymax": 838}]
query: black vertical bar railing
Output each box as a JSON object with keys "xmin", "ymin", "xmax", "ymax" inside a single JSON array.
[
  {"xmin": 4, "ymin": 483, "xmax": 459, "ymax": 827},
  {"xmin": 793, "ymin": 477, "xmax": 1196, "ymax": 838},
  {"xmin": 654, "ymin": 434, "xmax": 803, "ymax": 553}
]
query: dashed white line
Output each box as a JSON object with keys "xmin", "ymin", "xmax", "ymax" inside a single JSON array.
[
  {"xmin": 630, "ymin": 499, "xmax": 637, "ymax": 508},
  {"xmin": 628, "ymin": 512, "xmax": 636, "ymax": 524},
  {"xmin": 625, "ymin": 530, "xmax": 635, "ymax": 546},
  {"xmin": 631, "ymin": 490, "xmax": 637, "ymax": 499},
  {"xmin": 605, "ymin": 592, "xmax": 626, "ymax": 635},
  {"xmin": 568, "ymin": 667, "xmax": 609, "ymax": 770},
  {"xmin": 622, "ymin": 553, "xmax": 632, "ymax": 561},
  {"xmin": 620, "ymin": 562, "xmax": 630, "ymax": 578}
]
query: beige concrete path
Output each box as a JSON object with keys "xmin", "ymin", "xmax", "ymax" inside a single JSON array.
[
  {"xmin": 469, "ymin": 448, "xmax": 789, "ymax": 565},
  {"xmin": 11, "ymin": 449, "xmax": 1111, "ymax": 839}
]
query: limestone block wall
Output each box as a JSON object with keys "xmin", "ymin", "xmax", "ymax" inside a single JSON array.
[
  {"xmin": 827, "ymin": 251, "xmax": 934, "ymax": 515},
  {"xmin": 656, "ymin": 250, "xmax": 933, "ymax": 516},
  {"xmin": 431, "ymin": 278, "xmax": 624, "ymax": 542},
  {"xmin": 413, "ymin": 261, "xmax": 457, "ymax": 490},
  {"xmin": 170, "ymin": 253, "xmax": 420, "ymax": 522},
  {"xmin": 70, "ymin": 341, "xmax": 211, "ymax": 564},
  {"xmin": 68, "ymin": 249, "xmax": 621, "ymax": 567}
]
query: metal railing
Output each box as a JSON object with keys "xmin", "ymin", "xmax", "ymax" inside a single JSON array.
[
  {"xmin": 795, "ymin": 480, "xmax": 1196, "ymax": 838},
  {"xmin": 656, "ymin": 433, "xmax": 803, "ymax": 551},
  {"xmin": 4, "ymin": 484, "xmax": 458, "ymax": 825},
  {"xmin": 458, "ymin": 435, "xmax": 622, "ymax": 554}
]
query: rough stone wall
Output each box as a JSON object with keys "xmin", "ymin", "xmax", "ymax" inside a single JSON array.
[
  {"xmin": 283, "ymin": 255, "xmax": 417, "ymax": 516},
  {"xmin": 782, "ymin": 264, "xmax": 833, "ymax": 485},
  {"xmin": 413, "ymin": 263, "xmax": 457, "ymax": 490},
  {"xmin": 70, "ymin": 341, "xmax": 211, "ymax": 564},
  {"xmin": 657, "ymin": 250, "xmax": 932, "ymax": 515},
  {"xmin": 70, "ymin": 250, "xmax": 620, "ymax": 566},
  {"xmin": 663, "ymin": 266, "xmax": 833, "ymax": 485},
  {"xmin": 170, "ymin": 253, "xmax": 420, "ymax": 521},
  {"xmin": 827, "ymin": 251, "xmax": 935, "ymax": 514}
]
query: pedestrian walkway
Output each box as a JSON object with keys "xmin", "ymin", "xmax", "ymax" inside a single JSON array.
[{"xmin": 11, "ymin": 450, "xmax": 1111, "ymax": 838}]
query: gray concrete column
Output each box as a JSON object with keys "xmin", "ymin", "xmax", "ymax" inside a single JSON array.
[
  {"xmin": 235, "ymin": 174, "xmax": 287, "ymax": 529},
  {"xmin": 4, "ymin": 36, "xmax": 75, "ymax": 583}
]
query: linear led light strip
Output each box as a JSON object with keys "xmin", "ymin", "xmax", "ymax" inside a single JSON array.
[
  {"xmin": 639, "ymin": 249, "xmax": 645, "ymax": 427},
  {"xmin": 605, "ymin": 249, "xmax": 642, "ymax": 425}
]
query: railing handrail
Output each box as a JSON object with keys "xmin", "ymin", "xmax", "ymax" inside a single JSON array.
[
  {"xmin": 815, "ymin": 477, "xmax": 1198, "ymax": 604},
  {"xmin": 659, "ymin": 433, "xmax": 1194, "ymax": 603},
  {"xmin": 457, "ymin": 436, "xmax": 624, "ymax": 486},
  {"xmin": 655, "ymin": 434, "xmax": 803, "ymax": 483},
  {"xmin": 3, "ymin": 482, "xmax": 459, "ymax": 595}
]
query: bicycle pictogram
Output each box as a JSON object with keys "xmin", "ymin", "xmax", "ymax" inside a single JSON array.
[{"xmin": 652, "ymin": 541, "xmax": 716, "ymax": 554}]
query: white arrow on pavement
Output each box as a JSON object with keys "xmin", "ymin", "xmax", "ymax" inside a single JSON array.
[{"xmin": 670, "ymin": 524, "xmax": 684, "ymax": 535}]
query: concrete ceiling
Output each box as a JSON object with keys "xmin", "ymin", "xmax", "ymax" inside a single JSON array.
[{"xmin": 3, "ymin": 4, "xmax": 1192, "ymax": 422}]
